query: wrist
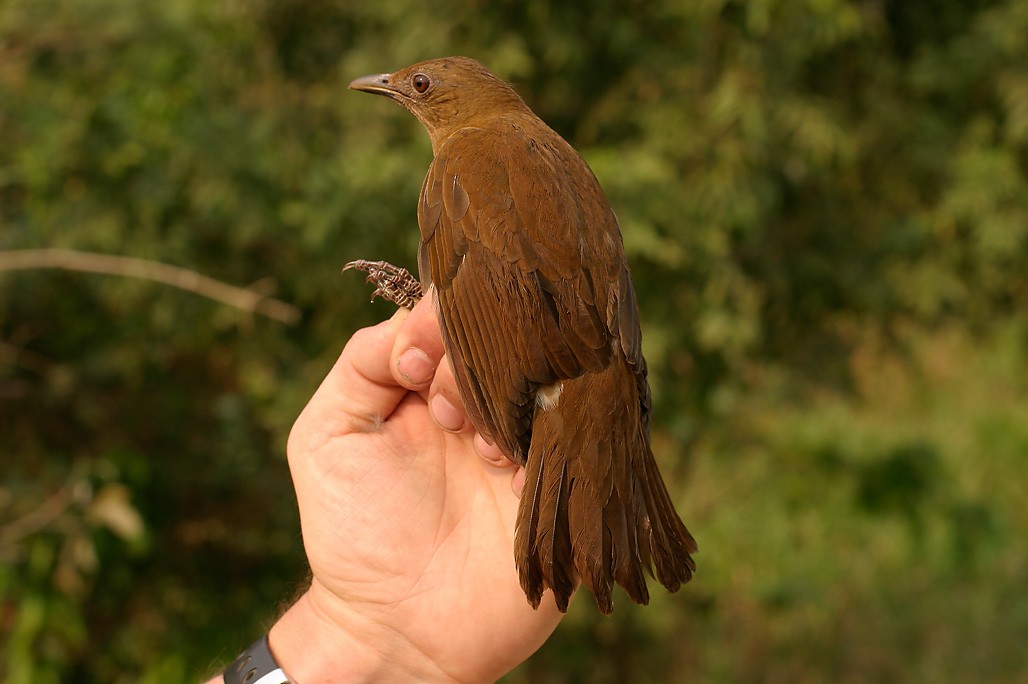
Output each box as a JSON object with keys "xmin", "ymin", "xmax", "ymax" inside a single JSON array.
[
  {"xmin": 267, "ymin": 580, "xmax": 455, "ymax": 683},
  {"xmin": 268, "ymin": 587, "xmax": 384, "ymax": 683}
]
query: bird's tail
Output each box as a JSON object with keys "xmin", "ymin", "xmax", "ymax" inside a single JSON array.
[{"xmin": 513, "ymin": 358, "xmax": 697, "ymax": 614}]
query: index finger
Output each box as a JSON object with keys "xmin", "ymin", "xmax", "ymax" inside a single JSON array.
[{"xmin": 390, "ymin": 288, "xmax": 446, "ymax": 390}]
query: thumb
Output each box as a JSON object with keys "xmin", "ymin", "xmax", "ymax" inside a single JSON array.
[{"xmin": 290, "ymin": 308, "xmax": 411, "ymax": 449}]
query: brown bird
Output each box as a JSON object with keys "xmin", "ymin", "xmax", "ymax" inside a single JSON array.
[{"xmin": 348, "ymin": 56, "xmax": 696, "ymax": 614}]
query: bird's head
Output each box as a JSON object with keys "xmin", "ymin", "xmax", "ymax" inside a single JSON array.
[{"xmin": 349, "ymin": 56, "xmax": 530, "ymax": 148}]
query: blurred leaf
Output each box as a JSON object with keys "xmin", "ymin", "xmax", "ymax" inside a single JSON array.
[{"xmin": 87, "ymin": 484, "xmax": 145, "ymax": 543}]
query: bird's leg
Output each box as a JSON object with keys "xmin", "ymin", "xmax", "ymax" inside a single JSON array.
[{"xmin": 343, "ymin": 259, "xmax": 423, "ymax": 310}]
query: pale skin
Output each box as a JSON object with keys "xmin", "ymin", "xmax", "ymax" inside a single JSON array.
[{"xmin": 207, "ymin": 291, "xmax": 564, "ymax": 683}]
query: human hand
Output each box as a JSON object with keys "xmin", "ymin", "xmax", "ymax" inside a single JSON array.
[{"xmin": 266, "ymin": 292, "xmax": 563, "ymax": 682}]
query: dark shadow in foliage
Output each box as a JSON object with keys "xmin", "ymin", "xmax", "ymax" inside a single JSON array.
[
  {"xmin": 884, "ymin": 0, "xmax": 1002, "ymax": 60},
  {"xmin": 856, "ymin": 440, "xmax": 942, "ymax": 526},
  {"xmin": 256, "ymin": 0, "xmax": 357, "ymax": 83}
]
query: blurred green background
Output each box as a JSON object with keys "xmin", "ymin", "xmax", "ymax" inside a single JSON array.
[{"xmin": 3, "ymin": 0, "xmax": 1027, "ymax": 681}]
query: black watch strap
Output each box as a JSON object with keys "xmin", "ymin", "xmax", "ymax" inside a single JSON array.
[{"xmin": 224, "ymin": 634, "xmax": 290, "ymax": 684}]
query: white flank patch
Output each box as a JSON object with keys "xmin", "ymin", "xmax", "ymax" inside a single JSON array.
[{"xmin": 535, "ymin": 382, "xmax": 564, "ymax": 411}]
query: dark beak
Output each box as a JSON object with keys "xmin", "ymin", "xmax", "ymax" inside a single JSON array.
[{"xmin": 348, "ymin": 73, "xmax": 402, "ymax": 98}]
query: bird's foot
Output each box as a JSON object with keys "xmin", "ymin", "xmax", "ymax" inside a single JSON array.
[{"xmin": 343, "ymin": 259, "xmax": 423, "ymax": 310}]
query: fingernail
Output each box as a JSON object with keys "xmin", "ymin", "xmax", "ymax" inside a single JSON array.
[
  {"xmin": 430, "ymin": 394, "xmax": 465, "ymax": 432},
  {"xmin": 397, "ymin": 348, "xmax": 433, "ymax": 385},
  {"xmin": 511, "ymin": 468, "xmax": 526, "ymax": 497}
]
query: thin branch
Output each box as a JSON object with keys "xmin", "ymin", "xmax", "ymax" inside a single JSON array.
[
  {"xmin": 0, "ymin": 248, "xmax": 301, "ymax": 324},
  {"xmin": 0, "ymin": 471, "xmax": 75, "ymax": 546}
]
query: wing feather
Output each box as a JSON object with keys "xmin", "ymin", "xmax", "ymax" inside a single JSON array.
[{"xmin": 417, "ymin": 125, "xmax": 629, "ymax": 460}]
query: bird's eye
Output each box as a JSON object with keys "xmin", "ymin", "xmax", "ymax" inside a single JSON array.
[{"xmin": 412, "ymin": 73, "xmax": 431, "ymax": 94}]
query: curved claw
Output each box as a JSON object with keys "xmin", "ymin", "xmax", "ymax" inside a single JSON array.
[{"xmin": 343, "ymin": 259, "xmax": 423, "ymax": 310}]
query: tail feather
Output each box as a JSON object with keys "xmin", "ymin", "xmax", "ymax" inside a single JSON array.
[
  {"xmin": 637, "ymin": 445, "xmax": 697, "ymax": 589},
  {"xmin": 541, "ymin": 460, "xmax": 575, "ymax": 610},
  {"xmin": 607, "ymin": 474, "xmax": 649, "ymax": 605},
  {"xmin": 514, "ymin": 357, "xmax": 696, "ymax": 614},
  {"xmin": 569, "ymin": 475, "xmax": 612, "ymax": 613},
  {"xmin": 515, "ymin": 439, "xmax": 575, "ymax": 611},
  {"xmin": 514, "ymin": 447, "xmax": 546, "ymax": 607}
]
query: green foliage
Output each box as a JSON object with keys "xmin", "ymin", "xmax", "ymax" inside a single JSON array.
[{"xmin": 2, "ymin": 0, "xmax": 1027, "ymax": 681}]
